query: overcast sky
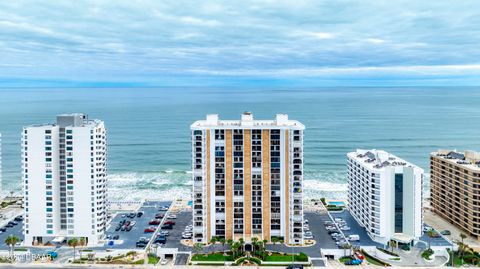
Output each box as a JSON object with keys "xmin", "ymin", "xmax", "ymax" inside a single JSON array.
[{"xmin": 1, "ymin": 0, "xmax": 480, "ymax": 87}]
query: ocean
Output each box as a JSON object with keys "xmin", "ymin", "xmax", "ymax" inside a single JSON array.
[{"xmin": 0, "ymin": 87, "xmax": 479, "ymax": 201}]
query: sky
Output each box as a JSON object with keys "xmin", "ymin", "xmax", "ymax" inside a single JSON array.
[{"xmin": 1, "ymin": 0, "xmax": 480, "ymax": 87}]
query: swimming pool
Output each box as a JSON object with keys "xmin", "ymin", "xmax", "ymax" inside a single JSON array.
[{"xmin": 327, "ymin": 201, "xmax": 345, "ymax": 207}]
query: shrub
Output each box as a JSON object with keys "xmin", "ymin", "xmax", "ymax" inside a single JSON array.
[
  {"xmin": 377, "ymin": 247, "xmax": 399, "ymax": 257},
  {"xmin": 421, "ymin": 249, "xmax": 434, "ymax": 260}
]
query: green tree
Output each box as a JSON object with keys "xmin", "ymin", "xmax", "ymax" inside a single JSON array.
[
  {"xmin": 78, "ymin": 237, "xmax": 86, "ymax": 260},
  {"xmin": 68, "ymin": 238, "xmax": 79, "ymax": 262},
  {"xmin": 5, "ymin": 235, "xmax": 19, "ymax": 258},
  {"xmin": 427, "ymin": 229, "xmax": 436, "ymax": 249},
  {"xmin": 252, "ymin": 237, "xmax": 258, "ymax": 253},
  {"xmin": 210, "ymin": 237, "xmax": 217, "ymax": 246},
  {"xmin": 272, "ymin": 237, "xmax": 278, "ymax": 245},
  {"xmin": 193, "ymin": 243, "xmax": 204, "ymax": 255},
  {"xmin": 219, "ymin": 238, "xmax": 226, "ymax": 253}
]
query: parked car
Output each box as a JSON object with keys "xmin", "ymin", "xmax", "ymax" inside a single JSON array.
[
  {"xmin": 160, "ymin": 231, "xmax": 169, "ymax": 236},
  {"xmin": 155, "ymin": 234, "xmax": 167, "ymax": 244},
  {"xmin": 113, "ymin": 235, "xmax": 120, "ymax": 240},
  {"xmin": 0, "ymin": 227, "xmax": 6, "ymax": 232},
  {"xmin": 149, "ymin": 220, "xmax": 161, "ymax": 225},
  {"xmin": 14, "ymin": 216, "xmax": 23, "ymax": 222},
  {"xmin": 144, "ymin": 227, "xmax": 156, "ymax": 233},
  {"xmin": 161, "ymin": 258, "xmax": 169, "ymax": 265},
  {"xmin": 137, "ymin": 211, "xmax": 144, "ymax": 217},
  {"xmin": 126, "ymin": 225, "xmax": 133, "ymax": 232},
  {"xmin": 161, "ymin": 224, "xmax": 173, "ymax": 230},
  {"xmin": 167, "ymin": 215, "xmax": 177, "ymax": 219},
  {"xmin": 115, "ymin": 225, "xmax": 122, "ymax": 231},
  {"xmin": 182, "ymin": 233, "xmax": 192, "ymax": 239},
  {"xmin": 441, "ymin": 230, "xmax": 451, "ymax": 235},
  {"xmin": 164, "ymin": 221, "xmax": 175, "ymax": 225},
  {"xmin": 155, "ymin": 213, "xmax": 164, "ymax": 219},
  {"xmin": 121, "ymin": 214, "xmax": 126, "ymax": 218},
  {"xmin": 136, "ymin": 241, "xmax": 147, "ymax": 248},
  {"xmin": 304, "ymin": 234, "xmax": 313, "ymax": 239}
]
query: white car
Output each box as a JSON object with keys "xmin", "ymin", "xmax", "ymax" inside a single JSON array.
[
  {"xmin": 304, "ymin": 234, "xmax": 314, "ymax": 239},
  {"xmin": 167, "ymin": 215, "xmax": 177, "ymax": 219},
  {"xmin": 160, "ymin": 231, "xmax": 169, "ymax": 236},
  {"xmin": 340, "ymin": 226, "xmax": 350, "ymax": 231},
  {"xmin": 161, "ymin": 258, "xmax": 169, "ymax": 265},
  {"xmin": 182, "ymin": 234, "xmax": 192, "ymax": 239}
]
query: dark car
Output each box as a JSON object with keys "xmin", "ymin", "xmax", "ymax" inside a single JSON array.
[
  {"xmin": 155, "ymin": 234, "xmax": 167, "ymax": 244},
  {"xmin": 120, "ymin": 219, "xmax": 126, "ymax": 225},
  {"xmin": 137, "ymin": 212, "xmax": 144, "ymax": 218},
  {"xmin": 155, "ymin": 214, "xmax": 164, "ymax": 219},
  {"xmin": 164, "ymin": 221, "xmax": 175, "ymax": 225},
  {"xmin": 113, "ymin": 235, "xmax": 120, "ymax": 240},
  {"xmin": 136, "ymin": 241, "xmax": 147, "ymax": 248},
  {"xmin": 0, "ymin": 227, "xmax": 6, "ymax": 232},
  {"xmin": 287, "ymin": 264, "xmax": 304, "ymax": 269},
  {"xmin": 5, "ymin": 223, "xmax": 13, "ymax": 228},
  {"xmin": 14, "ymin": 216, "xmax": 23, "ymax": 222},
  {"xmin": 161, "ymin": 224, "xmax": 173, "ymax": 230},
  {"xmin": 126, "ymin": 225, "xmax": 133, "ymax": 232},
  {"xmin": 115, "ymin": 225, "xmax": 122, "ymax": 231},
  {"xmin": 128, "ymin": 213, "xmax": 136, "ymax": 218}
]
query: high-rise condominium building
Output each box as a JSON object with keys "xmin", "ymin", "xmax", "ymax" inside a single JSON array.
[
  {"xmin": 191, "ymin": 113, "xmax": 305, "ymax": 245},
  {"xmin": 430, "ymin": 150, "xmax": 480, "ymax": 239},
  {"xmin": 347, "ymin": 149, "xmax": 423, "ymax": 245},
  {"xmin": 22, "ymin": 114, "xmax": 107, "ymax": 246}
]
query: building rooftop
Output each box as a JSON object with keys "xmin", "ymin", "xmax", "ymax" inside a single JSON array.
[
  {"xmin": 348, "ymin": 149, "xmax": 422, "ymax": 171},
  {"xmin": 191, "ymin": 112, "xmax": 305, "ymax": 129},
  {"xmin": 431, "ymin": 150, "xmax": 480, "ymax": 170},
  {"xmin": 26, "ymin": 113, "xmax": 103, "ymax": 128}
]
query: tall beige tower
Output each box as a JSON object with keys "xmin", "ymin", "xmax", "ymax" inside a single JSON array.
[{"xmin": 191, "ymin": 113, "xmax": 305, "ymax": 245}]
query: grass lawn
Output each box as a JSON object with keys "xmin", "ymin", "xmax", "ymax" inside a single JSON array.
[
  {"xmin": 191, "ymin": 252, "xmax": 233, "ymax": 262},
  {"xmin": 148, "ymin": 255, "xmax": 160, "ymax": 264},
  {"xmin": 264, "ymin": 253, "xmax": 308, "ymax": 262},
  {"xmin": 365, "ymin": 255, "xmax": 388, "ymax": 266}
]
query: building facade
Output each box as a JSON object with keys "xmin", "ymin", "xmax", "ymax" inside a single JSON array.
[
  {"xmin": 22, "ymin": 114, "xmax": 107, "ymax": 246},
  {"xmin": 430, "ymin": 150, "xmax": 480, "ymax": 239},
  {"xmin": 347, "ymin": 149, "xmax": 423, "ymax": 245},
  {"xmin": 191, "ymin": 113, "xmax": 304, "ymax": 245}
]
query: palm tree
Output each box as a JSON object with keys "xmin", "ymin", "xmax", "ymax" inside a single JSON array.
[
  {"xmin": 219, "ymin": 238, "xmax": 226, "ymax": 253},
  {"xmin": 5, "ymin": 235, "xmax": 19, "ymax": 257},
  {"xmin": 68, "ymin": 238, "xmax": 79, "ymax": 262},
  {"xmin": 78, "ymin": 237, "xmax": 86, "ymax": 260},
  {"xmin": 427, "ymin": 229, "xmax": 436, "ymax": 249},
  {"xmin": 272, "ymin": 237, "xmax": 278, "ymax": 245},
  {"xmin": 252, "ymin": 237, "xmax": 258, "ymax": 253},
  {"xmin": 193, "ymin": 243, "xmax": 204, "ymax": 255}
]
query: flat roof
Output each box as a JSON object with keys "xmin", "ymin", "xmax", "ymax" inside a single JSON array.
[
  {"xmin": 431, "ymin": 150, "xmax": 480, "ymax": 171},
  {"xmin": 191, "ymin": 113, "xmax": 305, "ymax": 130},
  {"xmin": 348, "ymin": 149, "xmax": 422, "ymax": 172}
]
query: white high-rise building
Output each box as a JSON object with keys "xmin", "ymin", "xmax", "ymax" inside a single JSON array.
[
  {"xmin": 347, "ymin": 149, "xmax": 423, "ymax": 246},
  {"xmin": 22, "ymin": 114, "xmax": 107, "ymax": 246},
  {"xmin": 191, "ymin": 113, "xmax": 305, "ymax": 245}
]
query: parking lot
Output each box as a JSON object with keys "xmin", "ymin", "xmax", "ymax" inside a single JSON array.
[
  {"xmin": 162, "ymin": 210, "xmax": 192, "ymax": 251},
  {"xmin": 0, "ymin": 215, "xmax": 24, "ymax": 250},
  {"xmin": 101, "ymin": 201, "xmax": 171, "ymax": 250},
  {"xmin": 330, "ymin": 210, "xmax": 383, "ymax": 248}
]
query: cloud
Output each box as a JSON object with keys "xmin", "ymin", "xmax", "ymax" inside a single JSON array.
[{"xmin": 0, "ymin": 0, "xmax": 479, "ymax": 86}]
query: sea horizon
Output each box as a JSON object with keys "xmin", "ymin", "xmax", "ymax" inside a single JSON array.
[{"xmin": 1, "ymin": 86, "xmax": 479, "ymax": 201}]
